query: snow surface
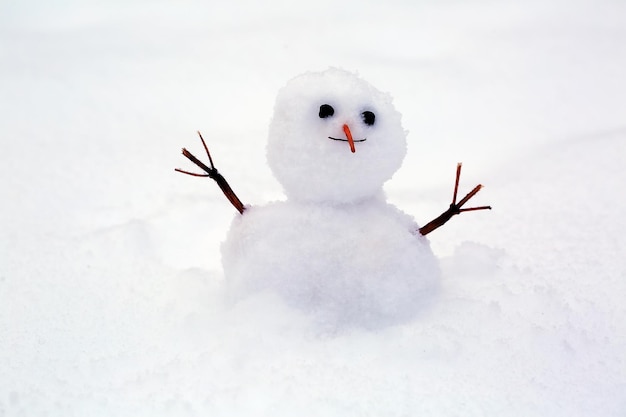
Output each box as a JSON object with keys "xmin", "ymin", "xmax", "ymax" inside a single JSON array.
[{"xmin": 2, "ymin": 0, "xmax": 626, "ymax": 416}]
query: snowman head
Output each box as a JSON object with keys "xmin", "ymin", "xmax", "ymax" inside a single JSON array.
[{"xmin": 267, "ymin": 68, "xmax": 407, "ymax": 204}]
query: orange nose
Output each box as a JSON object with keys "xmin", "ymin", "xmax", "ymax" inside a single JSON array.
[{"xmin": 343, "ymin": 124, "xmax": 356, "ymax": 153}]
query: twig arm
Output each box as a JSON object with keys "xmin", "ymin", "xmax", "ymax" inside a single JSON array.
[
  {"xmin": 419, "ymin": 164, "xmax": 491, "ymax": 236},
  {"xmin": 175, "ymin": 132, "xmax": 246, "ymax": 215},
  {"xmin": 418, "ymin": 204, "xmax": 460, "ymax": 236}
]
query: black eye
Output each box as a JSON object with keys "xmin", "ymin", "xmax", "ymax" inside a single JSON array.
[
  {"xmin": 361, "ymin": 111, "xmax": 375, "ymax": 126},
  {"xmin": 319, "ymin": 104, "xmax": 335, "ymax": 118}
]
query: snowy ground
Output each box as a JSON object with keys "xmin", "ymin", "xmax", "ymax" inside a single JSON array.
[{"xmin": 2, "ymin": 0, "xmax": 626, "ymax": 415}]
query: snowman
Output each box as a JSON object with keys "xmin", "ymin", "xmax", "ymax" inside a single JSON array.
[{"xmin": 177, "ymin": 68, "xmax": 489, "ymax": 328}]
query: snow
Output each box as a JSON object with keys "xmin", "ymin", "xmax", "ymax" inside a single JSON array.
[
  {"xmin": 228, "ymin": 68, "xmax": 440, "ymax": 330},
  {"xmin": 222, "ymin": 199, "xmax": 440, "ymax": 331},
  {"xmin": 266, "ymin": 68, "xmax": 407, "ymax": 203},
  {"xmin": 2, "ymin": 0, "xmax": 626, "ymax": 416}
]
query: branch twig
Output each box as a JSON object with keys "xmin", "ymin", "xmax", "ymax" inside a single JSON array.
[
  {"xmin": 419, "ymin": 163, "xmax": 491, "ymax": 236},
  {"xmin": 175, "ymin": 131, "xmax": 246, "ymax": 215}
]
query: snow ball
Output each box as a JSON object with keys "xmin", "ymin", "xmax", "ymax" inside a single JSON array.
[
  {"xmin": 266, "ymin": 68, "xmax": 407, "ymax": 204},
  {"xmin": 221, "ymin": 199, "xmax": 440, "ymax": 330}
]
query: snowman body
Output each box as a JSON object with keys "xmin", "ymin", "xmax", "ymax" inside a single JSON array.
[
  {"xmin": 221, "ymin": 68, "xmax": 440, "ymax": 327},
  {"xmin": 222, "ymin": 198, "xmax": 439, "ymax": 327}
]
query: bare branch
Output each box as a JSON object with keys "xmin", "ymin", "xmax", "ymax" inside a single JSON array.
[
  {"xmin": 452, "ymin": 162, "xmax": 462, "ymax": 204},
  {"xmin": 176, "ymin": 133, "xmax": 246, "ymax": 215},
  {"xmin": 419, "ymin": 164, "xmax": 491, "ymax": 236},
  {"xmin": 174, "ymin": 168, "xmax": 210, "ymax": 177}
]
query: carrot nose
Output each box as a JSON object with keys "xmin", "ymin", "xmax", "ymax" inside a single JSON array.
[{"xmin": 343, "ymin": 124, "xmax": 356, "ymax": 153}]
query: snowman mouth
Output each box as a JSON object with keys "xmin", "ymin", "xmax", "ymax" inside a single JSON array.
[
  {"xmin": 329, "ymin": 124, "xmax": 364, "ymax": 153},
  {"xmin": 328, "ymin": 137, "xmax": 367, "ymax": 143},
  {"xmin": 328, "ymin": 136, "xmax": 366, "ymax": 154}
]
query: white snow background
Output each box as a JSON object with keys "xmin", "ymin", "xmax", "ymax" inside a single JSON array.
[{"xmin": 2, "ymin": 0, "xmax": 626, "ymax": 415}]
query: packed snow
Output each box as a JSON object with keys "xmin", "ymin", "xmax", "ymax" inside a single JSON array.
[
  {"xmin": 266, "ymin": 68, "xmax": 407, "ymax": 204},
  {"xmin": 223, "ymin": 69, "xmax": 440, "ymax": 330},
  {"xmin": 2, "ymin": 0, "xmax": 626, "ymax": 416}
]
